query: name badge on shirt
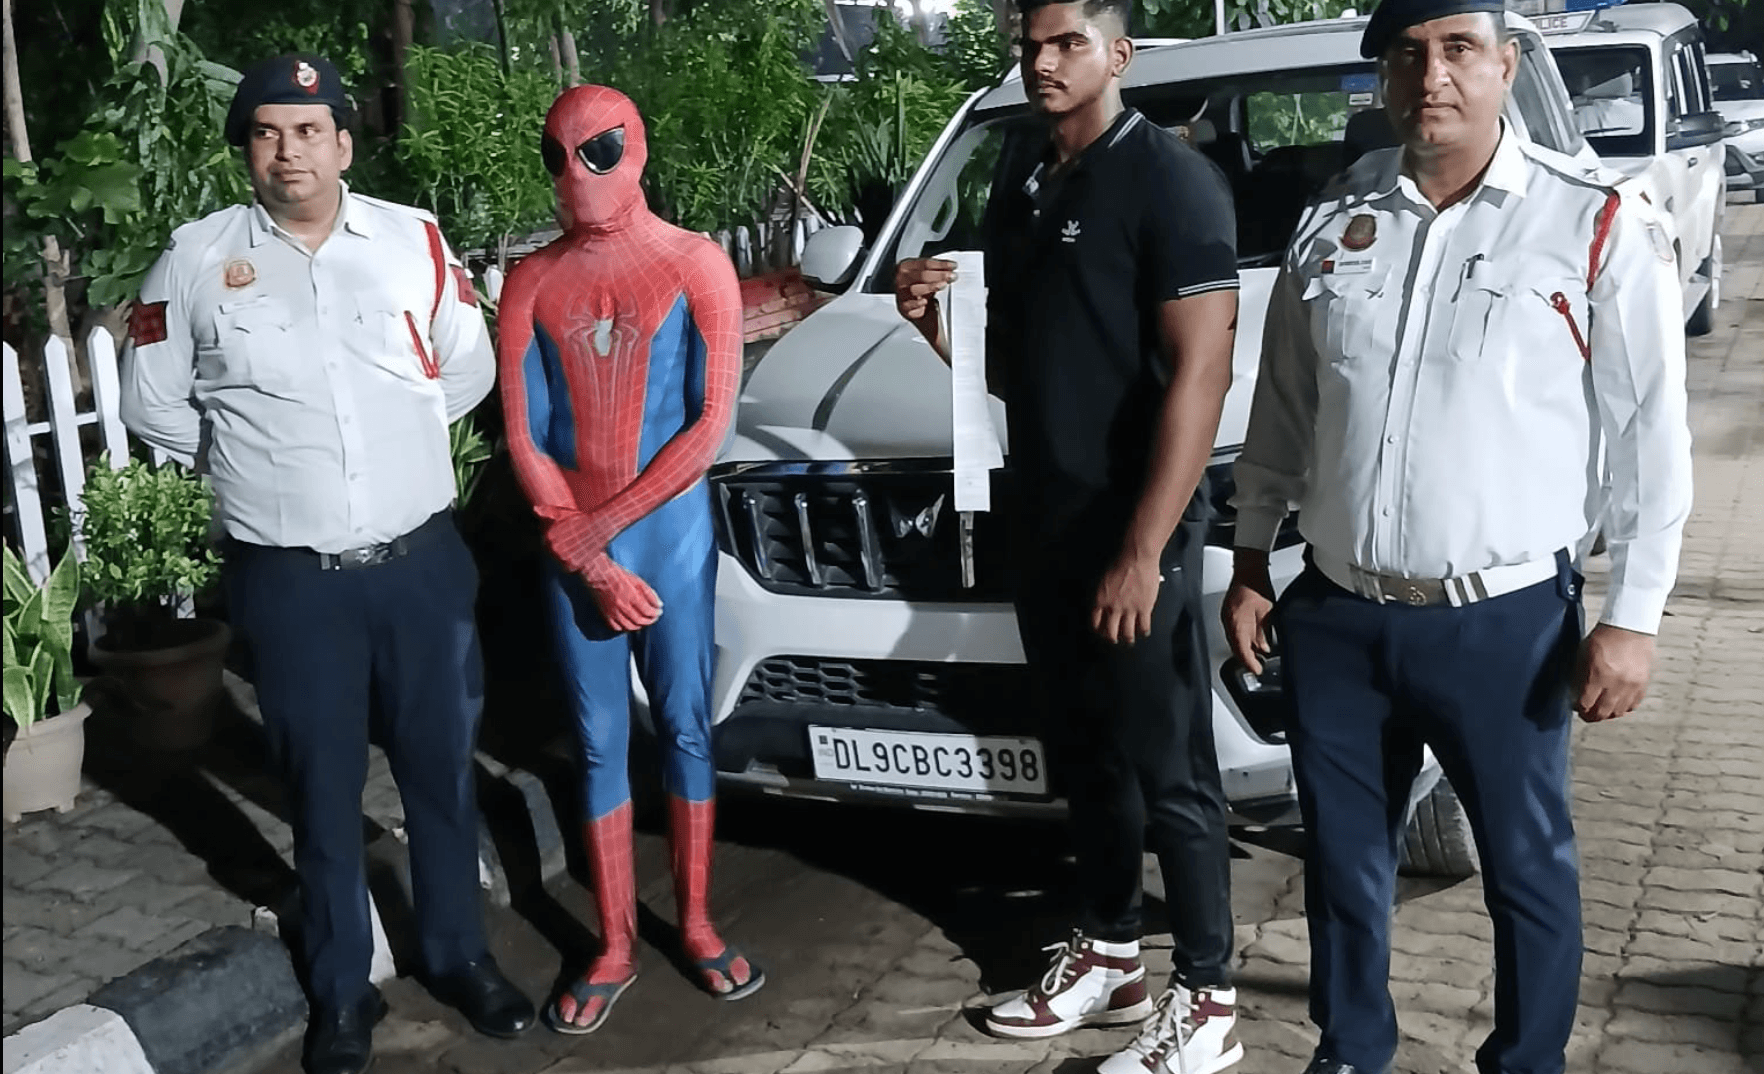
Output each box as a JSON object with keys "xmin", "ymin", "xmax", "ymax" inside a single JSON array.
[{"xmin": 1321, "ymin": 257, "xmax": 1375, "ymax": 277}]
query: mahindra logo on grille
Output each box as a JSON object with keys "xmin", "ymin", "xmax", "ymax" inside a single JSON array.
[{"xmin": 890, "ymin": 493, "xmax": 945, "ymax": 539}]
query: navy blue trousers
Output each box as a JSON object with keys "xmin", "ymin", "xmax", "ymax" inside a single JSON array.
[
  {"xmin": 1278, "ymin": 561, "xmax": 1584, "ymax": 1074},
  {"xmin": 224, "ymin": 515, "xmax": 489, "ymax": 1011}
]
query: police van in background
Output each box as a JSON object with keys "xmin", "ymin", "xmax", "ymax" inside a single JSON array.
[
  {"xmin": 1709, "ymin": 50, "xmax": 1764, "ymax": 203},
  {"xmin": 1528, "ymin": 0, "xmax": 1727, "ymax": 334}
]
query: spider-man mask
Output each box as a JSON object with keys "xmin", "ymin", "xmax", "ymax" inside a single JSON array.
[{"xmin": 541, "ymin": 85, "xmax": 649, "ymax": 232}]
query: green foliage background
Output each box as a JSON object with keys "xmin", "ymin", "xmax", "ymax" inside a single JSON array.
[{"xmin": 72, "ymin": 455, "xmax": 223, "ymax": 625}]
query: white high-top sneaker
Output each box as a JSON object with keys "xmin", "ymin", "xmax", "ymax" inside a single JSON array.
[
  {"xmin": 984, "ymin": 930, "xmax": 1155, "ymax": 1039},
  {"xmin": 1098, "ymin": 982, "xmax": 1243, "ymax": 1074}
]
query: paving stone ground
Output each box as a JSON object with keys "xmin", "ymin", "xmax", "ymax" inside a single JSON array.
[
  {"xmin": 7, "ymin": 204, "xmax": 1761, "ymax": 1074},
  {"xmin": 1, "ymin": 673, "xmax": 409, "ymax": 1038}
]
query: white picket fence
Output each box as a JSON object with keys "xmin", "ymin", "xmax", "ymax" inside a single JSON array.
[{"xmin": 1, "ymin": 327, "xmax": 154, "ymax": 584}]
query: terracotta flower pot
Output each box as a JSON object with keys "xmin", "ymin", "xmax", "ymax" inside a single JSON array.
[
  {"xmin": 4, "ymin": 703, "xmax": 91, "ymax": 823},
  {"xmin": 90, "ymin": 617, "xmax": 232, "ymax": 752}
]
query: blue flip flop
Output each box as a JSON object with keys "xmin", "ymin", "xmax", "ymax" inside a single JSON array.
[
  {"xmin": 694, "ymin": 947, "xmax": 766, "ymax": 1001},
  {"xmin": 542, "ymin": 972, "xmax": 637, "ymax": 1035}
]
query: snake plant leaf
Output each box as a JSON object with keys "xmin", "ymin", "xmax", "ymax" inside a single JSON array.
[
  {"xmin": 29, "ymin": 644, "xmax": 55, "ymax": 723},
  {"xmin": 4, "ymin": 665, "xmax": 35, "ymax": 731},
  {"xmin": 2, "ymin": 546, "xmax": 33, "ymax": 609},
  {"xmin": 39, "ymin": 553, "xmax": 80, "ymax": 660},
  {"xmin": 13, "ymin": 587, "xmax": 44, "ymax": 644}
]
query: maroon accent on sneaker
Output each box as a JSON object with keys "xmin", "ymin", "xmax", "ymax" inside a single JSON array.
[
  {"xmin": 1108, "ymin": 977, "xmax": 1149, "ymax": 1011},
  {"xmin": 1191, "ymin": 992, "xmax": 1235, "ymax": 1022}
]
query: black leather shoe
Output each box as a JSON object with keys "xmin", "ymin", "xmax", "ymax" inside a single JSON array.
[
  {"xmin": 429, "ymin": 958, "xmax": 536, "ymax": 1038},
  {"xmin": 1301, "ymin": 1059, "xmax": 1389, "ymax": 1074},
  {"xmin": 304, "ymin": 989, "xmax": 387, "ymax": 1074}
]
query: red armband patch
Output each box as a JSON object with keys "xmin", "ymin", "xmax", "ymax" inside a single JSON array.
[
  {"xmin": 450, "ymin": 264, "xmax": 480, "ymax": 307},
  {"xmin": 128, "ymin": 300, "xmax": 168, "ymax": 346}
]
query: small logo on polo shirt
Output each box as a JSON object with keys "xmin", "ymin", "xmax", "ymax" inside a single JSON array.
[{"xmin": 1061, "ymin": 219, "xmax": 1081, "ymax": 243}]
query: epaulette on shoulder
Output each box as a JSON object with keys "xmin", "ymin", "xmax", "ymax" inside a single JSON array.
[
  {"xmin": 1516, "ymin": 138, "xmax": 1625, "ymax": 193},
  {"xmin": 349, "ymin": 191, "xmax": 435, "ymax": 223},
  {"xmin": 1323, "ymin": 146, "xmax": 1398, "ymax": 204},
  {"xmin": 167, "ymin": 203, "xmax": 249, "ymax": 251}
]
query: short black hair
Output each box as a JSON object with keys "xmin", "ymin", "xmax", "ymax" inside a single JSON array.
[{"xmin": 1016, "ymin": 0, "xmax": 1133, "ymax": 33}]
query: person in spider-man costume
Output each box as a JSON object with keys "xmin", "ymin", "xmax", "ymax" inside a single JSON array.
[{"xmin": 497, "ymin": 84, "xmax": 761, "ymax": 1035}]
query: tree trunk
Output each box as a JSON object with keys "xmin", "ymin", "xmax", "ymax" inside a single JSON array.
[
  {"xmin": 3, "ymin": 0, "xmax": 75, "ymax": 346},
  {"xmin": 992, "ymin": 0, "xmax": 1020, "ymax": 60},
  {"xmin": 548, "ymin": 34, "xmax": 563, "ymax": 86},
  {"xmin": 128, "ymin": 0, "xmax": 186, "ymax": 85},
  {"xmin": 824, "ymin": 0, "xmax": 854, "ymax": 67},
  {"xmin": 391, "ymin": 0, "xmax": 416, "ymax": 132},
  {"xmin": 492, "ymin": 0, "xmax": 512, "ymax": 74},
  {"xmin": 649, "ymin": 0, "xmax": 667, "ymax": 30},
  {"xmin": 555, "ymin": 11, "xmax": 581, "ymax": 86}
]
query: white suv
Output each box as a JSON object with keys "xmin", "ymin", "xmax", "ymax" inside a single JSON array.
[
  {"xmin": 1535, "ymin": 0, "xmax": 1728, "ymax": 333},
  {"xmin": 674, "ymin": 13, "xmax": 1597, "ymax": 878},
  {"xmin": 1708, "ymin": 50, "xmax": 1764, "ymax": 202}
]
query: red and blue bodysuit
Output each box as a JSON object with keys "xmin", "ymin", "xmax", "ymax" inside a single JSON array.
[{"xmin": 497, "ymin": 85, "xmax": 759, "ymax": 1033}]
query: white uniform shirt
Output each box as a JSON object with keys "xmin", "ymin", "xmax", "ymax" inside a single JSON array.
[
  {"xmin": 120, "ymin": 184, "xmax": 495, "ymax": 553},
  {"xmin": 1233, "ymin": 125, "xmax": 1692, "ymax": 634}
]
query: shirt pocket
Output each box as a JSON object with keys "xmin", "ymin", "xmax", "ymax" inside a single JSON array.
[
  {"xmin": 211, "ymin": 297, "xmax": 303, "ymax": 394},
  {"xmin": 355, "ymin": 297, "xmax": 441, "ymax": 384},
  {"xmin": 1450, "ymin": 268, "xmax": 1589, "ymax": 366},
  {"xmin": 1302, "ymin": 266, "xmax": 1389, "ymax": 367}
]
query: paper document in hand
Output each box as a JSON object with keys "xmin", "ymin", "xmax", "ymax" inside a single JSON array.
[{"xmin": 943, "ymin": 250, "xmax": 1002, "ymax": 512}]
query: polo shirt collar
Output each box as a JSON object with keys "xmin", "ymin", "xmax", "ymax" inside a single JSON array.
[{"xmin": 1024, "ymin": 107, "xmax": 1143, "ymax": 201}]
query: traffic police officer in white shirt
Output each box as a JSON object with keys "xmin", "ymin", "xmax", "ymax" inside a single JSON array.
[
  {"xmin": 1221, "ymin": 2, "xmax": 1692, "ymax": 1073},
  {"xmin": 119, "ymin": 54, "xmax": 534, "ymax": 1074}
]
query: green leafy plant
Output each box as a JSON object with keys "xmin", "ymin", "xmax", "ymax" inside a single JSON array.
[
  {"xmin": 451, "ymin": 414, "xmax": 495, "ymax": 509},
  {"xmin": 398, "ymin": 43, "xmax": 562, "ymax": 259},
  {"xmin": 3, "ymin": 548, "xmax": 84, "ymax": 732},
  {"xmin": 3, "ymin": 0, "xmax": 248, "ymax": 313},
  {"xmin": 72, "ymin": 456, "xmax": 223, "ymax": 651},
  {"xmin": 808, "ymin": 12, "xmax": 972, "ymax": 236}
]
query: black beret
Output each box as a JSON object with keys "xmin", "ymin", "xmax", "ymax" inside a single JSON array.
[
  {"xmin": 225, "ymin": 54, "xmax": 352, "ymax": 146},
  {"xmin": 1361, "ymin": 0, "xmax": 1508, "ymax": 59}
]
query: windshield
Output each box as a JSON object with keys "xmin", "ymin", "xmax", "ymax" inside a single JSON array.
[
  {"xmin": 871, "ymin": 48, "xmax": 1585, "ymax": 284},
  {"xmin": 1554, "ymin": 44, "xmax": 1655, "ymax": 157},
  {"xmin": 1711, "ymin": 59, "xmax": 1763, "ymax": 101}
]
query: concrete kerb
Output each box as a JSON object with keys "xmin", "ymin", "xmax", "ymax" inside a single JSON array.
[{"xmin": 0, "ymin": 701, "xmax": 578, "ymax": 1074}]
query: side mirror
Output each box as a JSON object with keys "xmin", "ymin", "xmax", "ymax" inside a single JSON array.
[
  {"xmin": 799, "ymin": 225, "xmax": 867, "ymax": 292},
  {"xmin": 1665, "ymin": 110, "xmax": 1726, "ymax": 151}
]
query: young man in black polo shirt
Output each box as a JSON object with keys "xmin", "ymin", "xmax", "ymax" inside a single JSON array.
[{"xmin": 894, "ymin": 1, "xmax": 1241, "ymax": 1071}]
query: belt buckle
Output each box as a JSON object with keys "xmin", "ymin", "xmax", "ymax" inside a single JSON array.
[{"xmin": 339, "ymin": 544, "xmax": 389, "ymax": 569}]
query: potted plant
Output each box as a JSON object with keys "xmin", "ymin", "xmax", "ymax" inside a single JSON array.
[
  {"xmin": 3, "ymin": 547, "xmax": 90, "ymax": 822},
  {"xmin": 74, "ymin": 455, "xmax": 228, "ymax": 751}
]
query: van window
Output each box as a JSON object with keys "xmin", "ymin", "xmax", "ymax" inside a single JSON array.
[
  {"xmin": 1711, "ymin": 57, "xmax": 1763, "ymax": 101},
  {"xmin": 1555, "ymin": 44, "xmax": 1654, "ymax": 156},
  {"xmin": 1512, "ymin": 31, "xmax": 1589, "ymax": 157}
]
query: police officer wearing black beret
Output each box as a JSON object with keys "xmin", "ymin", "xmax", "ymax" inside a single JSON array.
[
  {"xmin": 1224, "ymin": 0, "xmax": 1692, "ymax": 1072},
  {"xmin": 121, "ymin": 54, "xmax": 535, "ymax": 1074}
]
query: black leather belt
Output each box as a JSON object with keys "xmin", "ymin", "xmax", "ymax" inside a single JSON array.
[{"xmin": 312, "ymin": 511, "xmax": 450, "ymax": 571}]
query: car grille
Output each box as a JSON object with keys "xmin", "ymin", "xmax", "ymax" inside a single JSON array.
[
  {"xmin": 738, "ymin": 656, "xmax": 1031, "ymax": 731},
  {"xmin": 712, "ymin": 461, "xmax": 1015, "ymax": 601}
]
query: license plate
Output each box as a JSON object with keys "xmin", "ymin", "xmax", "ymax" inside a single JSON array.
[{"xmin": 807, "ymin": 726, "xmax": 1048, "ymax": 798}]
